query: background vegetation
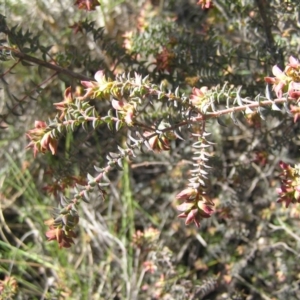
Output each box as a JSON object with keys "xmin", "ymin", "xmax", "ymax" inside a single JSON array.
[{"xmin": 1, "ymin": 0, "xmax": 300, "ymax": 299}]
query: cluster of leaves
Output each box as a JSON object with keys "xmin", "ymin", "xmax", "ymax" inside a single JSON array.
[
  {"xmin": 23, "ymin": 54, "xmax": 300, "ymax": 243},
  {"xmin": 2, "ymin": 0, "xmax": 300, "ymax": 299}
]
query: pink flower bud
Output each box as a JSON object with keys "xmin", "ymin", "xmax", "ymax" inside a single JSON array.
[
  {"xmin": 185, "ymin": 209, "xmax": 201, "ymax": 228},
  {"xmin": 34, "ymin": 120, "xmax": 47, "ymax": 129},
  {"xmin": 112, "ymin": 99, "xmax": 125, "ymax": 110},
  {"xmin": 176, "ymin": 188, "xmax": 197, "ymax": 201},
  {"xmin": 176, "ymin": 202, "xmax": 194, "ymax": 212}
]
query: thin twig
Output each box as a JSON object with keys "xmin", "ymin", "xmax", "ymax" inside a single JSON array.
[
  {"xmin": 255, "ymin": 0, "xmax": 275, "ymax": 49},
  {"xmin": 0, "ymin": 71, "xmax": 59, "ymax": 125},
  {"xmin": 158, "ymin": 97, "xmax": 294, "ymax": 135},
  {"xmin": 233, "ymin": 274, "xmax": 273, "ymax": 300},
  {"xmin": 275, "ymin": 217, "xmax": 300, "ymax": 243},
  {"xmin": 0, "ymin": 46, "xmax": 93, "ymax": 81},
  {"xmin": 0, "ymin": 58, "xmax": 21, "ymax": 79},
  {"xmin": 255, "ymin": 0, "xmax": 284, "ymax": 67}
]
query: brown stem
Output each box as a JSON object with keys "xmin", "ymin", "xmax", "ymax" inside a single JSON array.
[
  {"xmin": 0, "ymin": 46, "xmax": 93, "ymax": 81},
  {"xmin": 255, "ymin": 0, "xmax": 283, "ymax": 67},
  {"xmin": 159, "ymin": 97, "xmax": 293, "ymax": 134},
  {"xmin": 0, "ymin": 58, "xmax": 21, "ymax": 79},
  {"xmin": 255, "ymin": 0, "xmax": 275, "ymax": 48},
  {"xmin": 1, "ymin": 72, "xmax": 59, "ymax": 126}
]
